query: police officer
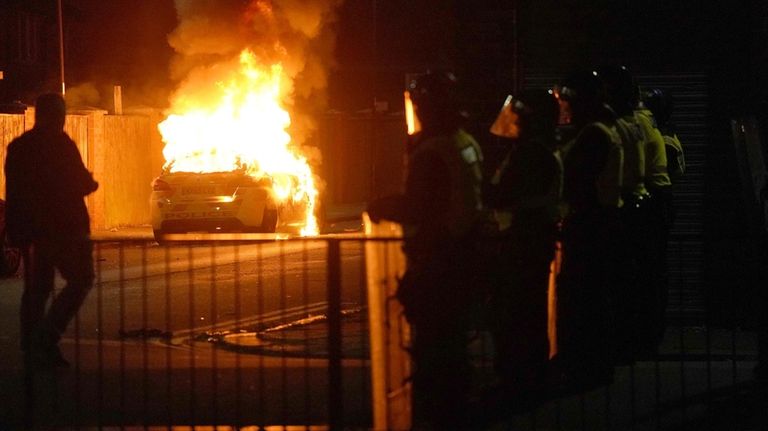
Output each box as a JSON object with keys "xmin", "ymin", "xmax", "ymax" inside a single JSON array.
[
  {"xmin": 554, "ymin": 70, "xmax": 623, "ymax": 390},
  {"xmin": 599, "ymin": 65, "xmax": 656, "ymax": 362},
  {"xmin": 639, "ymin": 88, "xmax": 678, "ymax": 352},
  {"xmin": 367, "ymin": 71, "xmax": 484, "ymax": 429},
  {"xmin": 643, "ymin": 88, "xmax": 684, "ymax": 183},
  {"xmin": 484, "ymin": 89, "xmax": 562, "ymax": 407}
]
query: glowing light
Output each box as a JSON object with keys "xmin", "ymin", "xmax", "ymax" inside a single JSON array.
[
  {"xmin": 403, "ymin": 91, "xmax": 422, "ymax": 135},
  {"xmin": 159, "ymin": 49, "xmax": 319, "ymax": 235}
]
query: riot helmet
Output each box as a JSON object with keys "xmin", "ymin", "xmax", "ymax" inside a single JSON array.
[
  {"xmin": 555, "ymin": 70, "xmax": 608, "ymax": 127},
  {"xmin": 405, "ymin": 71, "xmax": 462, "ymax": 135},
  {"xmin": 490, "ymin": 89, "xmax": 559, "ymax": 141},
  {"xmin": 642, "ymin": 88, "xmax": 673, "ymax": 128},
  {"xmin": 597, "ymin": 64, "xmax": 639, "ymax": 116}
]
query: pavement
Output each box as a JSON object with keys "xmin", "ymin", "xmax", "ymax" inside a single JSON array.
[{"xmin": 2, "ymin": 293, "xmax": 764, "ymax": 430}]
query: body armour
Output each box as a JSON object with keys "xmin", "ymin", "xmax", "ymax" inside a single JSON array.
[
  {"xmin": 562, "ymin": 121, "xmax": 624, "ymax": 211},
  {"xmin": 615, "ymin": 115, "xmax": 649, "ymax": 199},
  {"xmin": 405, "ymin": 129, "xmax": 484, "ymax": 240},
  {"xmin": 635, "ymin": 109, "xmax": 672, "ymax": 189}
]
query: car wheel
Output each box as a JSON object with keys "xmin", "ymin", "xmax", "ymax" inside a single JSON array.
[
  {"xmin": 153, "ymin": 229, "xmax": 168, "ymax": 246},
  {"xmin": 261, "ymin": 209, "xmax": 278, "ymax": 233},
  {"xmin": 0, "ymin": 228, "xmax": 21, "ymax": 277}
]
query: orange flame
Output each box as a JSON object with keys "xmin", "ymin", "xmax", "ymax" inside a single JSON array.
[{"xmin": 159, "ymin": 49, "xmax": 318, "ymax": 236}]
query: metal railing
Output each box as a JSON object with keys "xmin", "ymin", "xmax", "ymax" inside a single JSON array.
[{"xmin": 2, "ymin": 232, "xmax": 764, "ymax": 430}]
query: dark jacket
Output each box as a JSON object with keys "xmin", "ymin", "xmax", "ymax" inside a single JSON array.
[
  {"xmin": 5, "ymin": 128, "xmax": 98, "ymax": 246},
  {"xmin": 370, "ymin": 129, "xmax": 483, "ymax": 261},
  {"xmin": 562, "ymin": 122, "xmax": 623, "ymax": 212},
  {"xmin": 487, "ymin": 139, "xmax": 561, "ymax": 235}
]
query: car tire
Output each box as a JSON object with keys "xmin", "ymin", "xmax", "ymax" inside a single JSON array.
[
  {"xmin": 153, "ymin": 229, "xmax": 168, "ymax": 246},
  {"xmin": 261, "ymin": 209, "xmax": 278, "ymax": 233},
  {"xmin": 0, "ymin": 228, "xmax": 21, "ymax": 277}
]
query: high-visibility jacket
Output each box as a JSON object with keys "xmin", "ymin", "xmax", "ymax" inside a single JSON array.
[
  {"xmin": 663, "ymin": 133, "xmax": 685, "ymax": 182},
  {"xmin": 615, "ymin": 115, "xmax": 650, "ymax": 199},
  {"xmin": 407, "ymin": 129, "xmax": 483, "ymax": 238},
  {"xmin": 635, "ymin": 109, "xmax": 672, "ymax": 189},
  {"xmin": 367, "ymin": 128, "xmax": 483, "ymax": 256}
]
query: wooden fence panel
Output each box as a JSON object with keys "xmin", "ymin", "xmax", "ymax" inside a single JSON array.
[
  {"xmin": 102, "ymin": 115, "xmax": 155, "ymax": 227},
  {"xmin": 0, "ymin": 114, "xmax": 26, "ymax": 199}
]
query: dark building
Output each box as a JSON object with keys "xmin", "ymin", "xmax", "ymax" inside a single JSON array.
[
  {"xmin": 0, "ymin": 0, "xmax": 63, "ymax": 105},
  {"xmin": 327, "ymin": 0, "xmax": 768, "ymax": 327},
  {"xmin": 0, "ymin": 0, "xmax": 176, "ymax": 109}
]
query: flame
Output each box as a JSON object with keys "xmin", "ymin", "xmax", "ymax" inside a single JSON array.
[{"xmin": 159, "ymin": 49, "xmax": 319, "ymax": 236}]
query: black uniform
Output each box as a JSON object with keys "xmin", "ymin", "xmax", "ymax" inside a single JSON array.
[
  {"xmin": 485, "ymin": 136, "xmax": 560, "ymax": 398},
  {"xmin": 556, "ymin": 120, "xmax": 623, "ymax": 388},
  {"xmin": 369, "ymin": 127, "xmax": 484, "ymax": 429}
]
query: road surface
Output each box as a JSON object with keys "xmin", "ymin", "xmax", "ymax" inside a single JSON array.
[{"xmin": 0, "ymin": 231, "xmax": 375, "ymax": 428}]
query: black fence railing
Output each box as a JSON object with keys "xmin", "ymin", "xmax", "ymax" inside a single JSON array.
[{"xmin": 0, "ymin": 233, "xmax": 764, "ymax": 430}]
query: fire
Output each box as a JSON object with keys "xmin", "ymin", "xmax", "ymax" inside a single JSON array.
[{"xmin": 158, "ymin": 49, "xmax": 319, "ymax": 236}]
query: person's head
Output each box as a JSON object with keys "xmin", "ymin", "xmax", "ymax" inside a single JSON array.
[
  {"xmin": 642, "ymin": 88, "xmax": 673, "ymax": 129},
  {"xmin": 34, "ymin": 93, "xmax": 66, "ymax": 132},
  {"xmin": 597, "ymin": 64, "xmax": 639, "ymax": 116},
  {"xmin": 407, "ymin": 70, "xmax": 463, "ymax": 135},
  {"xmin": 513, "ymin": 89, "xmax": 560, "ymax": 142},
  {"xmin": 556, "ymin": 70, "xmax": 607, "ymax": 126}
]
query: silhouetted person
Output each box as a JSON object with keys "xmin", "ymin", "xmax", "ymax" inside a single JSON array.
[
  {"xmin": 599, "ymin": 64, "xmax": 656, "ymax": 362},
  {"xmin": 484, "ymin": 89, "xmax": 562, "ymax": 409},
  {"xmin": 637, "ymin": 88, "xmax": 678, "ymax": 355},
  {"xmin": 5, "ymin": 93, "xmax": 99, "ymax": 369},
  {"xmin": 367, "ymin": 71, "xmax": 484, "ymax": 429},
  {"xmin": 554, "ymin": 71, "xmax": 623, "ymax": 390}
]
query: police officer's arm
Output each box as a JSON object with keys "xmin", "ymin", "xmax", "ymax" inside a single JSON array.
[
  {"xmin": 635, "ymin": 111, "xmax": 671, "ymax": 187},
  {"xmin": 367, "ymin": 150, "xmax": 450, "ymax": 224}
]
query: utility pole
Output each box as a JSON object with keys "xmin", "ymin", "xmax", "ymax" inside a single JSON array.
[
  {"xmin": 57, "ymin": 0, "xmax": 66, "ymax": 95},
  {"xmin": 511, "ymin": 0, "xmax": 520, "ymax": 94}
]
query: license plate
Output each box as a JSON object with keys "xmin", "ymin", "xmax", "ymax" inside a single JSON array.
[
  {"xmin": 164, "ymin": 210, "xmax": 234, "ymax": 219},
  {"xmin": 181, "ymin": 185, "xmax": 216, "ymax": 195}
]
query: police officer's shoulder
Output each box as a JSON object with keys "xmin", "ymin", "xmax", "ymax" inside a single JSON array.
[
  {"xmin": 580, "ymin": 121, "xmax": 617, "ymax": 140},
  {"xmin": 634, "ymin": 108, "xmax": 658, "ymax": 128},
  {"xmin": 453, "ymin": 129, "xmax": 482, "ymax": 162},
  {"xmin": 579, "ymin": 122, "xmax": 622, "ymax": 152}
]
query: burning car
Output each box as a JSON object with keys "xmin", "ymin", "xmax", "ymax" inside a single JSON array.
[
  {"xmin": 152, "ymin": 49, "xmax": 321, "ymax": 242},
  {"xmin": 150, "ymin": 167, "xmax": 311, "ymax": 241}
]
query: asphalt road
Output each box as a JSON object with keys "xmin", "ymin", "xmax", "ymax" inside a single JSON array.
[
  {"xmin": 2, "ymin": 224, "xmax": 763, "ymax": 429},
  {"xmin": 0, "ymin": 230, "xmax": 374, "ymax": 428}
]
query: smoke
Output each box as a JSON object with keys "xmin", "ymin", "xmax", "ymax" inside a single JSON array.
[
  {"xmin": 167, "ymin": 0, "xmax": 343, "ymax": 152},
  {"xmin": 64, "ymin": 83, "xmax": 101, "ymax": 110}
]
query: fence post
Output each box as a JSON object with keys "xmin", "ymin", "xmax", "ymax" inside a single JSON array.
[{"xmin": 327, "ymin": 239, "xmax": 343, "ymax": 430}]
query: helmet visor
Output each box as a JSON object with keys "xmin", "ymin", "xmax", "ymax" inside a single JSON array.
[
  {"xmin": 552, "ymin": 86, "xmax": 572, "ymax": 125},
  {"xmin": 489, "ymin": 95, "xmax": 520, "ymax": 138},
  {"xmin": 404, "ymin": 90, "xmax": 422, "ymax": 135}
]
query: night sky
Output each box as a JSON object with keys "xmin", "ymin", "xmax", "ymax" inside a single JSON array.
[{"xmin": 56, "ymin": 0, "xmax": 765, "ymax": 116}]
